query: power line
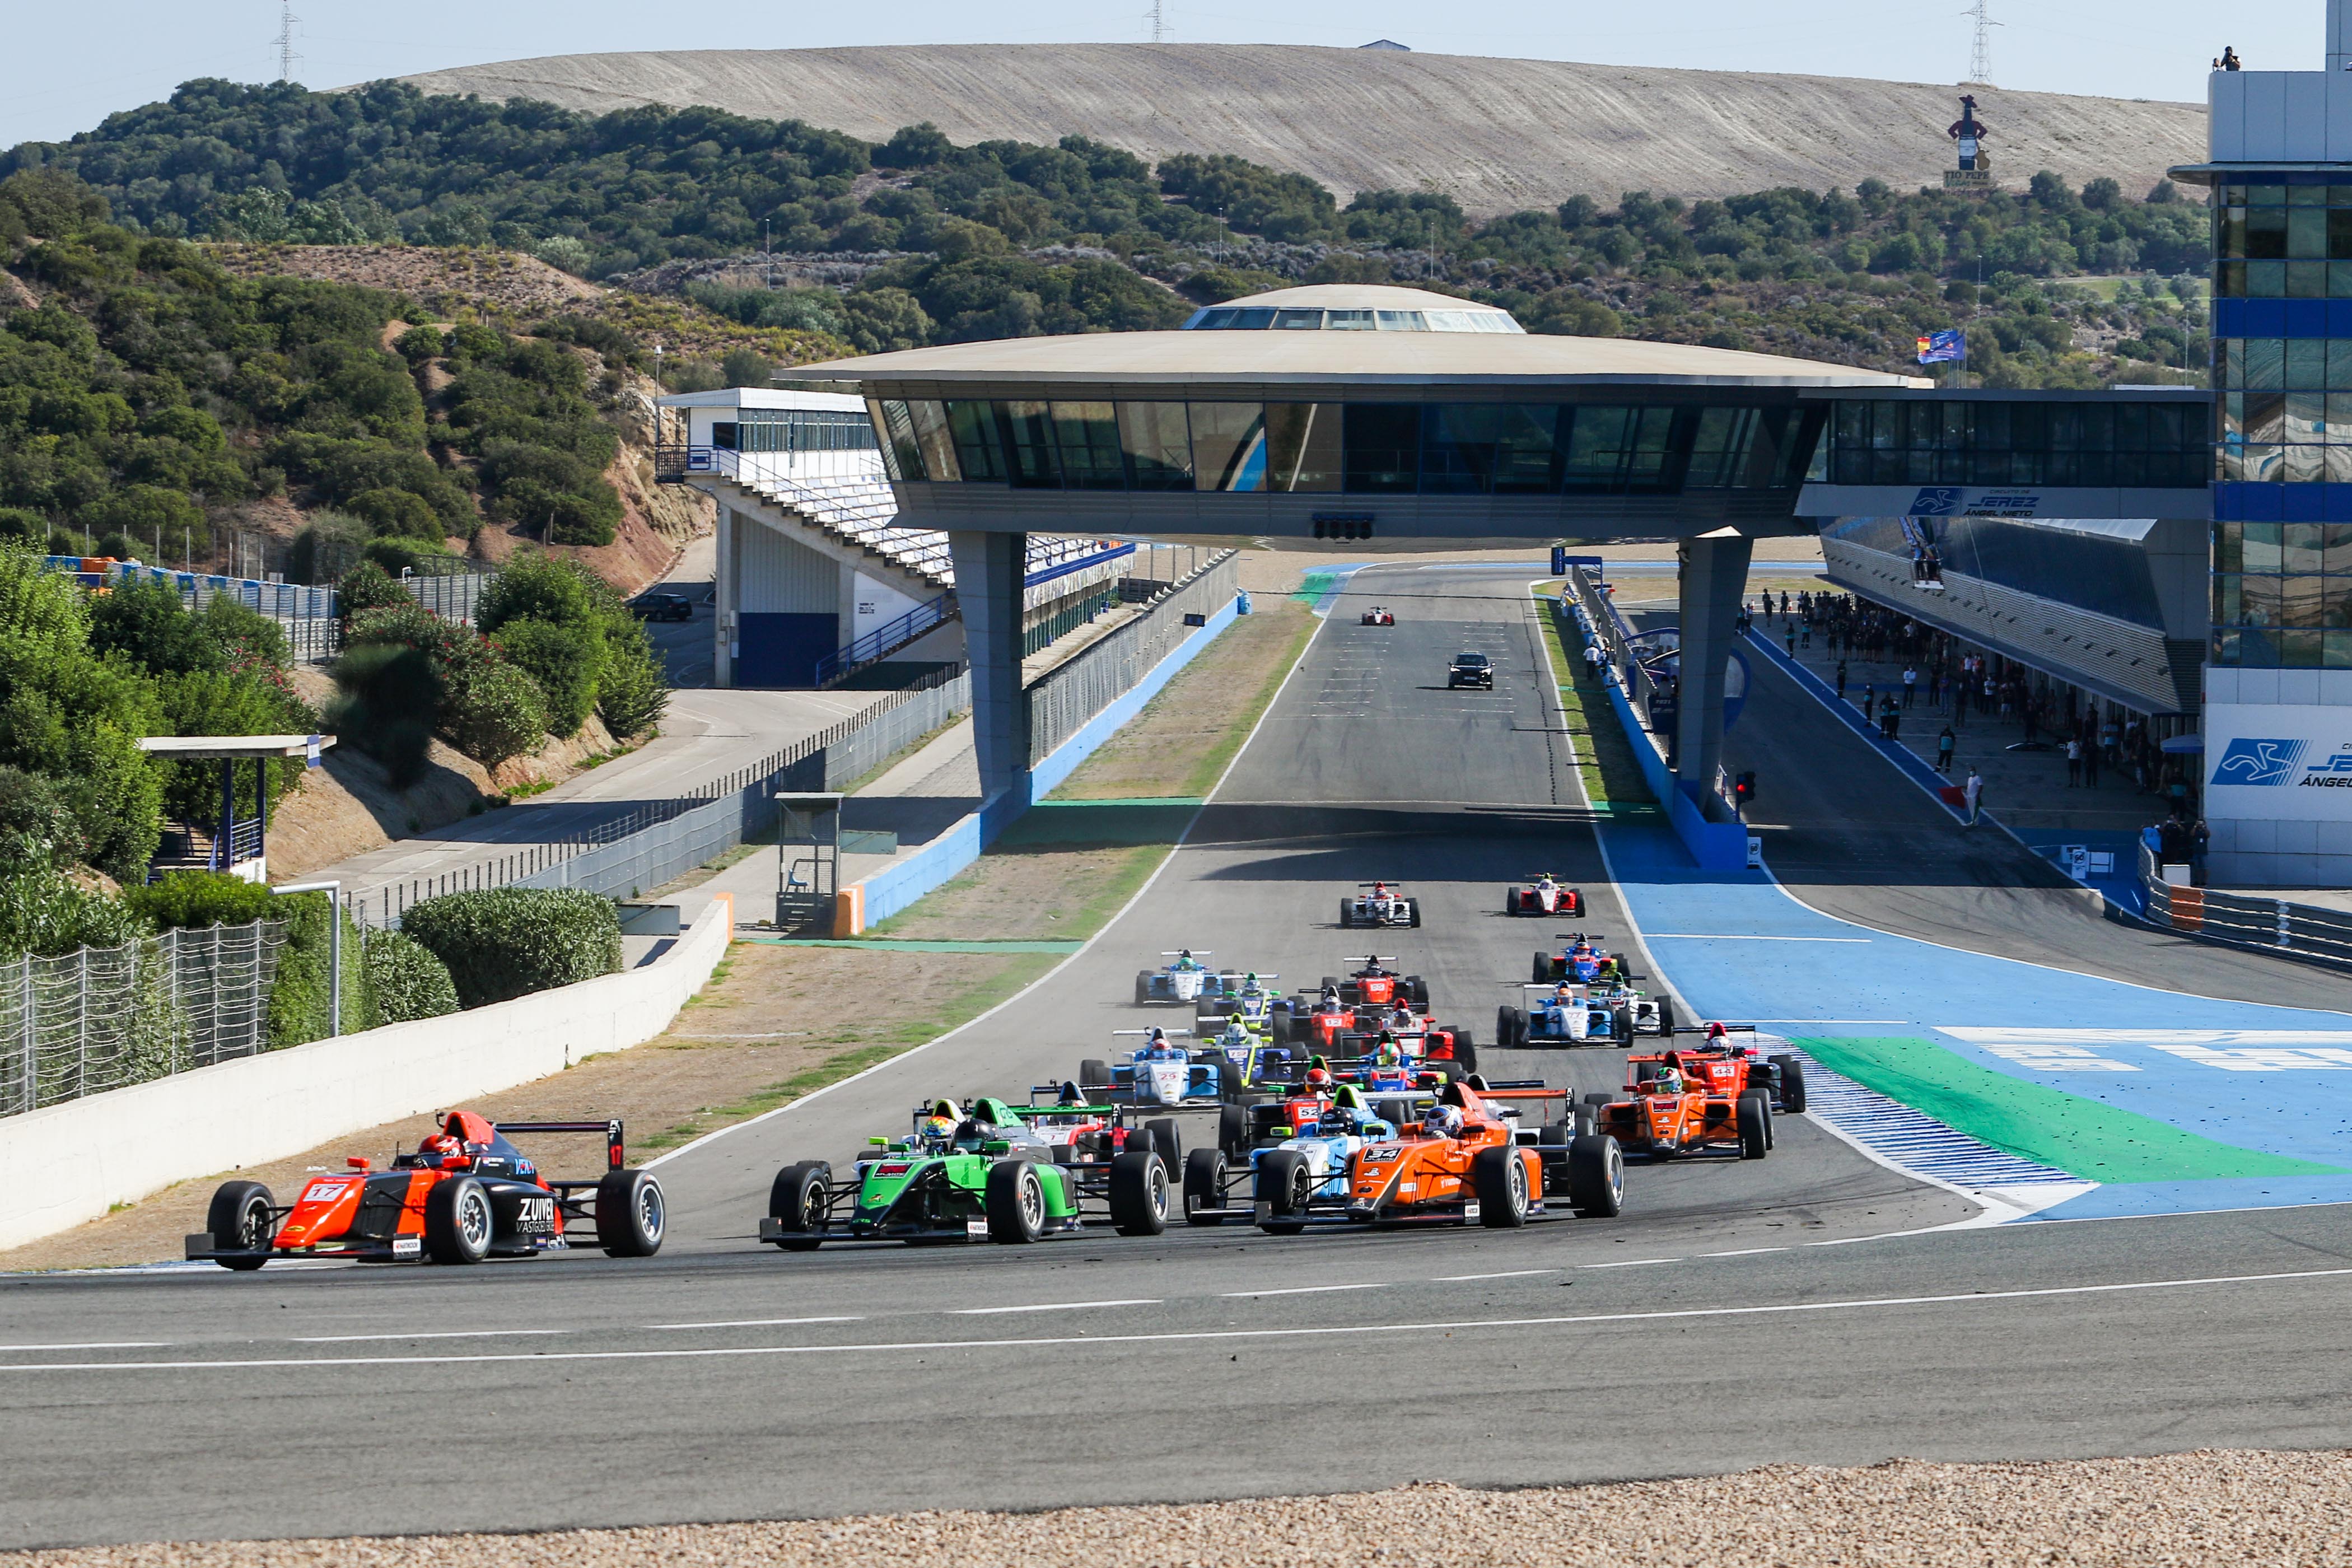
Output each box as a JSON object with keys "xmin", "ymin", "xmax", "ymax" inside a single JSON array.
[
  {"xmin": 1144, "ymin": 0, "xmax": 1168, "ymax": 44},
  {"xmin": 272, "ymin": 2, "xmax": 302, "ymax": 83}
]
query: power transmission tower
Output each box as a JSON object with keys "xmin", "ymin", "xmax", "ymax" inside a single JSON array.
[
  {"xmin": 1962, "ymin": 0, "xmax": 1998, "ymax": 86},
  {"xmin": 272, "ymin": 1, "xmax": 302, "ymax": 82},
  {"xmin": 1144, "ymin": 0, "xmax": 1166, "ymax": 43}
]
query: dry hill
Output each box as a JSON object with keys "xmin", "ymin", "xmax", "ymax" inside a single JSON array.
[{"xmin": 395, "ymin": 43, "xmax": 2205, "ymax": 213}]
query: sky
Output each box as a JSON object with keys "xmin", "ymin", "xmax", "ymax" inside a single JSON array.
[{"xmin": 0, "ymin": 0, "xmax": 2320, "ymax": 151}]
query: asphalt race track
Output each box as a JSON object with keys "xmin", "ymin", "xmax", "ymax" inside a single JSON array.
[{"xmin": 7, "ymin": 564, "xmax": 2352, "ymax": 1548}]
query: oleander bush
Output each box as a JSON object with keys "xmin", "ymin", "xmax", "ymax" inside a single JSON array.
[
  {"xmin": 398, "ymin": 886, "xmax": 622, "ymax": 1008},
  {"xmin": 363, "ymin": 928, "xmax": 459, "ymax": 1023}
]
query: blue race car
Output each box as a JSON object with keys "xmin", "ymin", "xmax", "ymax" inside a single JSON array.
[
  {"xmin": 1135, "ymin": 949, "xmax": 1244, "ymax": 1006},
  {"xmin": 1497, "ymin": 980, "xmax": 1671, "ymax": 1047},
  {"xmin": 1076, "ymin": 1028, "xmax": 1308, "ymax": 1108},
  {"xmin": 1176, "ymin": 1080, "xmax": 1399, "ymax": 1229},
  {"xmin": 1533, "ymin": 932, "xmax": 1627, "ymax": 985}
]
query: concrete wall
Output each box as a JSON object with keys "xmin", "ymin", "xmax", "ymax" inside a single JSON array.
[
  {"xmin": 0, "ymin": 899, "xmax": 734, "ymax": 1253},
  {"xmin": 2205, "ymin": 666, "xmax": 2352, "ymax": 887},
  {"xmin": 736, "ymin": 514, "xmax": 842, "ymax": 687}
]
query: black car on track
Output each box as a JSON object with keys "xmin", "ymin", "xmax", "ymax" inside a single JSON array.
[{"xmin": 1448, "ymin": 652, "xmax": 1494, "ymax": 688}]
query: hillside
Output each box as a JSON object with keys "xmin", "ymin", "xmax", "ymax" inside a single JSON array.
[{"xmin": 394, "ymin": 43, "xmax": 2206, "ymax": 213}]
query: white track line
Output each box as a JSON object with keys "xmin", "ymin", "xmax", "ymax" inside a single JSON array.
[
  {"xmin": 291, "ymin": 1329, "xmax": 571, "ymax": 1343},
  {"xmin": 1221, "ymin": 1282, "xmax": 1389, "ymax": 1298},
  {"xmin": 643, "ymin": 603, "xmax": 1331, "ymax": 1170},
  {"xmin": 17, "ymin": 1266, "xmax": 2352, "ymax": 1374},
  {"xmin": 0, "ymin": 1342, "xmax": 169, "ymax": 1352},
  {"xmin": 1432, "ymin": 1269, "xmax": 1560, "ymax": 1281},
  {"xmin": 1583, "ymin": 1257, "xmax": 1683, "ymax": 1269},
  {"xmin": 643, "ymin": 1317, "xmax": 862, "ymax": 1331},
  {"xmin": 954, "ymin": 1299, "xmax": 1160, "ymax": 1315}
]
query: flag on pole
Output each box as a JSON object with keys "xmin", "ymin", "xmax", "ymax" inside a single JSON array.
[{"xmin": 1917, "ymin": 329, "xmax": 1966, "ymax": 365}]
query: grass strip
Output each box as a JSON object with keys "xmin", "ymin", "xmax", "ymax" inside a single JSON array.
[
  {"xmin": 1533, "ymin": 584, "xmax": 1659, "ymax": 815},
  {"xmin": 1173, "ymin": 603, "xmax": 1318, "ymax": 797},
  {"xmin": 1796, "ymin": 1035, "xmax": 2346, "ymax": 1183}
]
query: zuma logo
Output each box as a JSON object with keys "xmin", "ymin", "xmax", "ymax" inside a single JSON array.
[
  {"xmin": 1909, "ymin": 487, "xmax": 1964, "ymax": 516},
  {"xmin": 2211, "ymin": 738, "xmax": 2307, "ymax": 787}
]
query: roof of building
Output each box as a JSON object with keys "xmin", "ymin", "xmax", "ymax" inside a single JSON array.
[
  {"xmin": 656, "ymin": 387, "xmax": 865, "ymax": 410},
  {"xmin": 785, "ymin": 329, "xmax": 1927, "ymax": 391},
  {"xmin": 137, "ymin": 735, "xmax": 335, "ymax": 760},
  {"xmin": 1209, "ymin": 284, "xmax": 1500, "ymax": 313}
]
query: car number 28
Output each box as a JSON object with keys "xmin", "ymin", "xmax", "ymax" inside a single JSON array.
[{"xmin": 513, "ymin": 1196, "xmax": 557, "ymax": 1233}]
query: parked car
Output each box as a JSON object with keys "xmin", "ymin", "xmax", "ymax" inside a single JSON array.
[{"xmin": 629, "ymin": 591, "xmax": 694, "ymax": 622}]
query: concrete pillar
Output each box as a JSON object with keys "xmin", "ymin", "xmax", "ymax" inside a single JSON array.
[
  {"xmin": 950, "ymin": 529, "xmax": 1029, "ymax": 805},
  {"xmin": 713, "ymin": 503, "xmax": 736, "ymax": 689},
  {"xmin": 1674, "ymin": 531, "xmax": 1752, "ymax": 820}
]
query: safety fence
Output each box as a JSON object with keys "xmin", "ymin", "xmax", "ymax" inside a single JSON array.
[
  {"xmin": 401, "ymin": 568, "xmax": 491, "ymax": 624},
  {"xmin": 0, "ymin": 920, "xmax": 286, "ymax": 1121},
  {"xmin": 46, "ymin": 557, "xmax": 346, "ymax": 664},
  {"xmin": 1564, "ymin": 566, "xmax": 1663, "ymax": 712},
  {"xmin": 348, "ymin": 664, "xmax": 972, "ymax": 926},
  {"xmin": 2138, "ymin": 844, "xmax": 2352, "ymax": 972},
  {"xmin": 1028, "ymin": 551, "xmax": 1238, "ymax": 761}
]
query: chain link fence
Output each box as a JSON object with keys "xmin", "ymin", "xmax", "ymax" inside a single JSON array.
[
  {"xmin": 0, "ymin": 921, "xmax": 286, "ymax": 1121},
  {"xmin": 1028, "ymin": 551, "xmax": 1238, "ymax": 760}
]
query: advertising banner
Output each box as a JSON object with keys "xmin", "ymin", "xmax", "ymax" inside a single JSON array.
[{"xmin": 2205, "ymin": 703, "xmax": 2352, "ymax": 821}]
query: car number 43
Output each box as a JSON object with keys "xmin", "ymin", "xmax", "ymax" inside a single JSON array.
[{"xmin": 514, "ymin": 1196, "xmax": 556, "ymax": 1233}]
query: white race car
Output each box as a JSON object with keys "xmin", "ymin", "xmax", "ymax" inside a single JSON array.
[
  {"xmin": 1340, "ymin": 883, "xmax": 1421, "ymax": 929},
  {"xmin": 1136, "ymin": 949, "xmax": 1222, "ymax": 1006}
]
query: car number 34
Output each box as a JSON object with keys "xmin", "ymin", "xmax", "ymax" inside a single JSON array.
[{"xmin": 514, "ymin": 1196, "xmax": 557, "ymax": 1233}]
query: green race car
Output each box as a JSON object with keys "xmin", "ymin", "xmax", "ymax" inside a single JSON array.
[{"xmin": 759, "ymin": 1096, "xmax": 1176, "ymax": 1248}]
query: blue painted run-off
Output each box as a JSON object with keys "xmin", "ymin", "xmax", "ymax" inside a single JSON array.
[{"xmin": 1598, "ymin": 811, "xmax": 2352, "ymax": 1222}]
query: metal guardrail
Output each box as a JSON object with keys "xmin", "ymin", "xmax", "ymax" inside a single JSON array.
[
  {"xmin": 1026, "ymin": 551, "xmax": 1238, "ymax": 762},
  {"xmin": 2138, "ymin": 843, "xmax": 2352, "ymax": 972},
  {"xmin": 1, "ymin": 920, "xmax": 286, "ymax": 1121}
]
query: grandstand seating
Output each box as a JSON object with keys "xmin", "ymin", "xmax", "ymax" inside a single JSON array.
[{"xmin": 740, "ymin": 466, "xmax": 1117, "ymax": 591}]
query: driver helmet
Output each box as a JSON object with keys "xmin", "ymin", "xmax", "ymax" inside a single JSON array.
[
  {"xmin": 1372, "ymin": 881, "xmax": 1388, "ymax": 894},
  {"xmin": 921, "ymin": 1114, "xmax": 958, "ymax": 1145},
  {"xmin": 1245, "ymin": 970, "xmax": 1260, "ymax": 988},
  {"xmin": 1553, "ymin": 981, "xmax": 1575, "ymax": 1000},
  {"xmin": 1706, "ymin": 1021, "xmax": 1728, "ymax": 1040},
  {"xmin": 1653, "ymin": 1067, "xmax": 1684, "ymax": 1094},
  {"xmin": 1374, "ymin": 1031, "xmax": 1401, "ymax": 1065},
  {"xmin": 1538, "ymin": 874, "xmax": 1555, "ymax": 890},
  {"xmin": 1425, "ymin": 1104, "xmax": 1463, "ymax": 1138},
  {"xmin": 1304, "ymin": 1067, "xmax": 1332, "ymax": 1089}
]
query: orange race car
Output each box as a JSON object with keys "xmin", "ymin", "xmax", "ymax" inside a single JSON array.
[
  {"xmin": 1588, "ymin": 1047, "xmax": 1774, "ymax": 1161},
  {"xmin": 185, "ymin": 1112, "xmax": 666, "ymax": 1270},
  {"xmin": 1303, "ymin": 1078, "xmax": 1623, "ymax": 1229}
]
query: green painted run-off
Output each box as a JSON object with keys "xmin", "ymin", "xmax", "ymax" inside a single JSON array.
[{"xmin": 1796, "ymin": 1036, "xmax": 2347, "ymax": 1184}]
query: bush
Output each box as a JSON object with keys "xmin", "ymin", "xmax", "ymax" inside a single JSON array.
[
  {"xmin": 400, "ymin": 886, "xmax": 622, "ymax": 1007},
  {"xmin": 0, "ymin": 509, "xmax": 45, "ymax": 547},
  {"xmin": 364, "ymin": 928, "xmax": 459, "ymax": 1023},
  {"xmin": 337, "ymin": 559, "xmax": 412, "ymax": 616},
  {"xmin": 0, "ymin": 764, "xmax": 85, "ymax": 868},
  {"xmin": 0, "ymin": 867, "xmax": 148, "ymax": 959},
  {"xmin": 265, "ymin": 892, "xmax": 373, "ymax": 1048},
  {"xmin": 595, "ymin": 620, "xmax": 669, "ymax": 738},
  {"xmin": 327, "ymin": 640, "xmax": 440, "ymax": 787},
  {"xmin": 441, "ymin": 657, "xmax": 547, "ymax": 768},
  {"xmin": 476, "ymin": 553, "xmax": 594, "ymax": 634},
  {"xmin": 123, "ymin": 870, "xmax": 276, "ymax": 931},
  {"xmin": 360, "ymin": 536, "xmax": 465, "ymax": 576},
  {"xmin": 494, "ymin": 618, "xmax": 602, "ymax": 738}
]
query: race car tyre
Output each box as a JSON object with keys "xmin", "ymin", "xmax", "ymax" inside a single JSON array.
[
  {"xmin": 1134, "ymin": 972, "xmax": 1151, "ymax": 1006},
  {"xmin": 424, "ymin": 1175, "xmax": 493, "ymax": 1266},
  {"xmin": 1338, "ymin": 900, "xmax": 1354, "ymax": 928},
  {"xmin": 1079, "ymin": 1058, "xmax": 1110, "ymax": 1092},
  {"xmin": 1611, "ymin": 1006, "xmax": 1635, "ymax": 1045},
  {"xmin": 1321, "ymin": 975, "xmax": 1338, "ymax": 995},
  {"xmin": 1256, "ymin": 1149, "xmax": 1311, "ymax": 1236},
  {"xmin": 767, "ymin": 1161, "xmax": 832, "ymax": 1252},
  {"xmin": 1147, "ymin": 1117, "xmax": 1183, "ymax": 1167},
  {"xmin": 1583, "ymin": 1090, "xmax": 1614, "ymax": 1110},
  {"xmin": 1406, "ymin": 976, "xmax": 1427, "ymax": 1007},
  {"xmin": 1407, "ymin": 898, "xmax": 1422, "ymax": 928},
  {"xmin": 1567, "ymin": 890, "xmax": 1584, "ymax": 917},
  {"xmin": 1109, "ymin": 1150, "xmax": 1169, "ymax": 1236},
  {"xmin": 1183, "ymin": 1149, "xmax": 1228, "ymax": 1224},
  {"xmin": 1532, "ymin": 951, "xmax": 1551, "ymax": 984},
  {"xmin": 596, "ymin": 1168, "xmax": 666, "ymax": 1257},
  {"xmin": 1374, "ymin": 1098, "xmax": 1415, "ymax": 1132},
  {"xmin": 1453, "ymin": 1029, "xmax": 1477, "ymax": 1075},
  {"xmin": 1216, "ymin": 1058, "xmax": 1245, "ymax": 1104},
  {"xmin": 1574, "ymin": 1101, "xmax": 1600, "ymax": 1137},
  {"xmin": 1218, "ymin": 1103, "xmax": 1249, "ymax": 1159},
  {"xmin": 1770, "ymin": 1053, "xmax": 1809, "ymax": 1113},
  {"xmin": 1269, "ymin": 1002, "xmax": 1292, "ymax": 1044},
  {"xmin": 1656, "ymin": 996, "xmax": 1676, "ymax": 1036},
  {"xmin": 1495, "ymin": 1005, "xmax": 1516, "ymax": 1048},
  {"xmin": 1738, "ymin": 1093, "xmax": 1771, "ymax": 1160},
  {"xmin": 205, "ymin": 1180, "xmax": 276, "ymax": 1268},
  {"xmin": 1472, "ymin": 1145, "xmax": 1528, "ymax": 1228},
  {"xmin": 1567, "ymin": 1133, "xmax": 1626, "ymax": 1218},
  {"xmin": 986, "ymin": 1159, "xmax": 1047, "ymax": 1244}
]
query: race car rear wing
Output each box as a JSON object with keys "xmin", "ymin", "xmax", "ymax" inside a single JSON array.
[{"xmin": 492, "ymin": 1119, "xmax": 626, "ymax": 1170}]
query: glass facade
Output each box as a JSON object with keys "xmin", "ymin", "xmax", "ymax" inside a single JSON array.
[
  {"xmin": 1826, "ymin": 515, "xmax": 2168, "ymax": 629},
  {"xmin": 1179, "ymin": 306, "xmax": 1524, "ymax": 334},
  {"xmin": 1816, "ymin": 398, "xmax": 2204, "ymax": 488},
  {"xmin": 711, "ymin": 407, "xmax": 878, "ymax": 453},
  {"xmin": 866, "ymin": 398, "xmax": 1821, "ymax": 497},
  {"xmin": 2210, "ymin": 173, "xmax": 2352, "ymax": 665}
]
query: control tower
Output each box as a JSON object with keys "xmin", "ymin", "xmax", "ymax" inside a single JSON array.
[{"xmin": 2172, "ymin": 1, "xmax": 2352, "ymax": 885}]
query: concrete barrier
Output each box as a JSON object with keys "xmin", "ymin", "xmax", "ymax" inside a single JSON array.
[
  {"xmin": 856, "ymin": 594, "xmax": 1238, "ymax": 927},
  {"xmin": 0, "ymin": 894, "xmax": 734, "ymax": 1253}
]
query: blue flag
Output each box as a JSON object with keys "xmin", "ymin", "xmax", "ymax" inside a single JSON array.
[{"xmin": 1917, "ymin": 329, "xmax": 1966, "ymax": 365}]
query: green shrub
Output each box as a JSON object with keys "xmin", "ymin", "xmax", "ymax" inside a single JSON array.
[
  {"xmin": 0, "ymin": 867, "xmax": 148, "ymax": 959},
  {"xmin": 337, "ymin": 559, "xmax": 412, "ymax": 616},
  {"xmin": 0, "ymin": 509, "xmax": 47, "ymax": 547},
  {"xmin": 360, "ymin": 536, "xmax": 465, "ymax": 576},
  {"xmin": 265, "ymin": 892, "xmax": 374, "ymax": 1048},
  {"xmin": 123, "ymin": 870, "xmax": 276, "ymax": 931},
  {"xmin": 364, "ymin": 928, "xmax": 459, "ymax": 1023},
  {"xmin": 477, "ymin": 552, "xmax": 594, "ymax": 634},
  {"xmin": 441, "ymin": 657, "xmax": 547, "ymax": 768},
  {"xmin": 494, "ymin": 618, "xmax": 602, "ymax": 738},
  {"xmin": 327, "ymin": 641, "xmax": 440, "ymax": 787},
  {"xmin": 595, "ymin": 619, "xmax": 669, "ymax": 738},
  {"xmin": 400, "ymin": 886, "xmax": 622, "ymax": 1007},
  {"xmin": 0, "ymin": 765, "xmax": 83, "ymax": 868}
]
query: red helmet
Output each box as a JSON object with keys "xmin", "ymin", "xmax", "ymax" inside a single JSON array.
[
  {"xmin": 1305, "ymin": 1067, "xmax": 1331, "ymax": 1088},
  {"xmin": 1706, "ymin": 1021, "xmax": 1728, "ymax": 1040}
]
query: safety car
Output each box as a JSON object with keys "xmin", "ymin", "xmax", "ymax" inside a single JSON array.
[
  {"xmin": 1340, "ymin": 883, "xmax": 1420, "ymax": 928},
  {"xmin": 1448, "ymin": 651, "xmax": 1494, "ymax": 688},
  {"xmin": 186, "ymin": 1112, "xmax": 665, "ymax": 1270},
  {"xmin": 759, "ymin": 1096, "xmax": 1175, "ymax": 1248}
]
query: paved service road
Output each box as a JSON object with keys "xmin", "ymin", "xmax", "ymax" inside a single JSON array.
[{"xmin": 7, "ymin": 564, "xmax": 2351, "ymax": 1547}]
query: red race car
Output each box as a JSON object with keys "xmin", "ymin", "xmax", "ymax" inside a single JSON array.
[
  {"xmin": 186, "ymin": 1112, "xmax": 666, "ymax": 1270},
  {"xmin": 1327, "ymin": 955, "xmax": 1427, "ymax": 1009},
  {"xmin": 1505, "ymin": 875, "xmax": 1585, "ymax": 918},
  {"xmin": 1361, "ymin": 606, "xmax": 1397, "ymax": 626}
]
